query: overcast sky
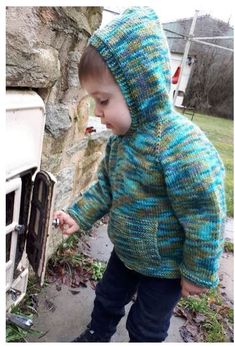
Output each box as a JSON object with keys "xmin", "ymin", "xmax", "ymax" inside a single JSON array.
[
  {"xmin": 103, "ymin": 0, "xmax": 234, "ymax": 27},
  {"xmin": 3, "ymin": 0, "xmax": 234, "ymax": 26}
]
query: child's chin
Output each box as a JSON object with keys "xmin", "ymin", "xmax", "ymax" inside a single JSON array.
[
  {"xmin": 112, "ymin": 129, "xmax": 122, "ymax": 135},
  {"xmin": 113, "ymin": 128, "xmax": 129, "ymax": 136}
]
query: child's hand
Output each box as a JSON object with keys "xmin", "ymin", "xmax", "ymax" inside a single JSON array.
[
  {"xmin": 53, "ymin": 210, "xmax": 80, "ymax": 236},
  {"xmin": 181, "ymin": 278, "xmax": 208, "ymax": 297}
]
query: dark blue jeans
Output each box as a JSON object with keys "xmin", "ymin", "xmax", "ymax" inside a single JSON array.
[{"xmin": 89, "ymin": 249, "xmax": 181, "ymax": 342}]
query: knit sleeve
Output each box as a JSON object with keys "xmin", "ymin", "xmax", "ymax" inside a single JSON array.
[
  {"xmin": 66, "ymin": 137, "xmax": 112, "ymax": 231},
  {"xmin": 159, "ymin": 118, "xmax": 226, "ymax": 288}
]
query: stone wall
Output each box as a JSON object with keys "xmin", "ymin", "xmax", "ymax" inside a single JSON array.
[{"xmin": 6, "ymin": 6, "xmax": 111, "ymax": 256}]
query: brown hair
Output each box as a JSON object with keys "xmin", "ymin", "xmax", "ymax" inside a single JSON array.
[{"xmin": 79, "ymin": 45, "xmax": 111, "ymax": 85}]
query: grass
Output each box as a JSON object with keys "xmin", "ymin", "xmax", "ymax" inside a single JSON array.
[
  {"xmin": 224, "ymin": 240, "xmax": 234, "ymax": 253},
  {"xmin": 6, "ymin": 111, "xmax": 233, "ymax": 342},
  {"xmin": 181, "ymin": 111, "xmax": 233, "ymax": 217},
  {"xmin": 47, "ymin": 233, "xmax": 107, "ymax": 285},
  {"xmin": 175, "ymin": 111, "xmax": 234, "ymax": 341},
  {"xmin": 6, "ymin": 277, "xmax": 43, "ymax": 342},
  {"xmin": 6, "ymin": 307, "xmax": 41, "ymax": 342},
  {"xmin": 6, "ymin": 316, "xmax": 31, "ymax": 342},
  {"xmin": 6, "ymin": 233, "xmax": 107, "ymax": 342},
  {"xmin": 177, "ymin": 288, "xmax": 234, "ymax": 342}
]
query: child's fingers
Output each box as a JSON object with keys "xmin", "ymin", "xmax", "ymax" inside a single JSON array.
[
  {"xmin": 53, "ymin": 211, "xmax": 68, "ymax": 225},
  {"xmin": 62, "ymin": 224, "xmax": 79, "ymax": 235},
  {"xmin": 53, "ymin": 210, "xmax": 79, "ymax": 235},
  {"xmin": 181, "ymin": 287, "xmax": 190, "ymax": 297},
  {"xmin": 53, "ymin": 210, "xmax": 63, "ymax": 218}
]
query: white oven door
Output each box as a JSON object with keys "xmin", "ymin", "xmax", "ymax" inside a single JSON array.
[
  {"xmin": 26, "ymin": 170, "xmax": 56, "ymax": 286},
  {"xmin": 6, "ymin": 178, "xmax": 22, "ymax": 291}
]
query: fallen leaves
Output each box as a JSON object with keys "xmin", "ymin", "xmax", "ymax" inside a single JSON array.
[
  {"xmin": 174, "ymin": 305, "xmax": 205, "ymax": 342},
  {"xmin": 46, "ymin": 233, "xmax": 106, "ymax": 291},
  {"xmin": 174, "ymin": 290, "xmax": 234, "ymax": 342}
]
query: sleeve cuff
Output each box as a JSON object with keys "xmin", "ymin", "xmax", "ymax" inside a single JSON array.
[
  {"xmin": 67, "ymin": 206, "xmax": 93, "ymax": 231},
  {"xmin": 179, "ymin": 263, "xmax": 219, "ymax": 288}
]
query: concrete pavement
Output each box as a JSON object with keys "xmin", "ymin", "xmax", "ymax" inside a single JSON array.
[{"xmin": 28, "ymin": 219, "xmax": 233, "ymax": 343}]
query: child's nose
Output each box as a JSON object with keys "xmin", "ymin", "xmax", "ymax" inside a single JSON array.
[{"xmin": 94, "ymin": 105, "xmax": 103, "ymax": 118}]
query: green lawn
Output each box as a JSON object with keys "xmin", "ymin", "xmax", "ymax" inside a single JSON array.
[{"xmin": 183, "ymin": 111, "xmax": 233, "ymax": 217}]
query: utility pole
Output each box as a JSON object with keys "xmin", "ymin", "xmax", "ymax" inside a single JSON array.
[{"xmin": 173, "ymin": 10, "xmax": 199, "ymax": 106}]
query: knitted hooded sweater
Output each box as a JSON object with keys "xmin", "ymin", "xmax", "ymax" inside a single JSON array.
[{"xmin": 68, "ymin": 7, "xmax": 226, "ymax": 288}]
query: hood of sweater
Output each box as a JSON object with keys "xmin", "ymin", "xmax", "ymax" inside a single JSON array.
[{"xmin": 89, "ymin": 7, "xmax": 173, "ymax": 133}]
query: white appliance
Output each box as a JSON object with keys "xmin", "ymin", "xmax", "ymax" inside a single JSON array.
[{"xmin": 6, "ymin": 90, "xmax": 56, "ymax": 311}]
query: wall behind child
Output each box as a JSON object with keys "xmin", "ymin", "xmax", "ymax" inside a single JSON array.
[{"xmin": 6, "ymin": 6, "xmax": 110, "ymax": 257}]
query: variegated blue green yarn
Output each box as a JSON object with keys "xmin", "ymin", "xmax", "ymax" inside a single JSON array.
[
  {"xmin": 68, "ymin": 7, "xmax": 226, "ymax": 288},
  {"xmin": 89, "ymin": 7, "xmax": 172, "ymax": 130}
]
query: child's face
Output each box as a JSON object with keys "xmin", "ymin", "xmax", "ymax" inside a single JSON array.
[{"xmin": 83, "ymin": 72, "xmax": 132, "ymax": 136}]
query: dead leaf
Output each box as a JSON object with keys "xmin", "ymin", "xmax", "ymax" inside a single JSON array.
[
  {"xmin": 174, "ymin": 306, "xmax": 188, "ymax": 319},
  {"xmin": 69, "ymin": 289, "xmax": 80, "ymax": 295},
  {"xmin": 180, "ymin": 325, "xmax": 197, "ymax": 342},
  {"xmin": 185, "ymin": 322, "xmax": 200, "ymax": 337},
  {"xmin": 79, "ymin": 281, "xmax": 88, "ymax": 288},
  {"xmin": 193, "ymin": 313, "xmax": 207, "ymax": 323},
  {"xmin": 89, "ymin": 280, "xmax": 97, "ymax": 290},
  {"xmin": 56, "ymin": 284, "xmax": 62, "ymax": 291},
  {"xmin": 44, "ymin": 299, "xmax": 56, "ymax": 312},
  {"xmin": 174, "ymin": 305, "xmax": 194, "ymax": 322}
]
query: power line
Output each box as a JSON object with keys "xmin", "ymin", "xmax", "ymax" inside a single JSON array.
[
  {"xmin": 103, "ymin": 8, "xmax": 120, "ymax": 15},
  {"xmin": 164, "ymin": 28, "xmax": 187, "ymax": 38}
]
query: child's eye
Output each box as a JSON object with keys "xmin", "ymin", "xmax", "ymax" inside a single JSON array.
[{"xmin": 100, "ymin": 99, "xmax": 109, "ymax": 106}]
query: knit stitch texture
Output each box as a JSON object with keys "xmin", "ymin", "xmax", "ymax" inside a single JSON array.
[{"xmin": 68, "ymin": 7, "xmax": 226, "ymax": 288}]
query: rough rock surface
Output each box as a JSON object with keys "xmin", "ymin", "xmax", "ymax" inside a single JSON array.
[{"xmin": 6, "ymin": 7, "xmax": 111, "ymax": 255}]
